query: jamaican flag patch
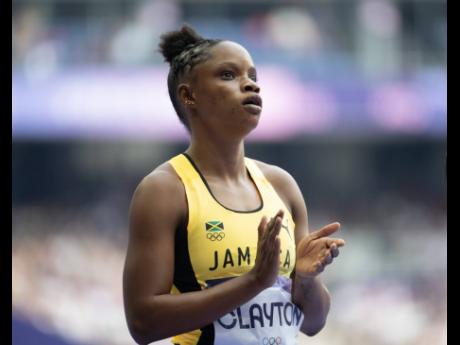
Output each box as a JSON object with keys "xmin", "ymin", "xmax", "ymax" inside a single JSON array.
[{"xmin": 205, "ymin": 220, "xmax": 225, "ymax": 241}]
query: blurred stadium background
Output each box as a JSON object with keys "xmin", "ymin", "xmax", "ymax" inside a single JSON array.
[{"xmin": 12, "ymin": 0, "xmax": 446, "ymax": 344}]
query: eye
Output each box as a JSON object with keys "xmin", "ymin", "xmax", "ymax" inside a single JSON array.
[
  {"xmin": 249, "ymin": 74, "xmax": 257, "ymax": 82},
  {"xmin": 221, "ymin": 71, "xmax": 235, "ymax": 80}
]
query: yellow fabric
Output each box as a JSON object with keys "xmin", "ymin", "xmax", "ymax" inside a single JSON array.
[{"xmin": 169, "ymin": 154, "xmax": 297, "ymax": 345}]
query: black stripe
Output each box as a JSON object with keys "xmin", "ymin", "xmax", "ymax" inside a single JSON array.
[
  {"xmin": 205, "ymin": 277, "xmax": 234, "ymax": 288},
  {"xmin": 197, "ymin": 323, "xmax": 215, "ymax": 345},
  {"xmin": 173, "ymin": 221, "xmax": 201, "ymax": 293},
  {"xmin": 182, "ymin": 152, "xmax": 264, "ymax": 214},
  {"xmin": 173, "ymin": 205, "xmax": 215, "ymax": 343}
]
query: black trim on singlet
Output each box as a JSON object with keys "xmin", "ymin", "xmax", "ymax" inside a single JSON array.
[
  {"xmin": 182, "ymin": 152, "xmax": 264, "ymax": 214},
  {"xmin": 197, "ymin": 324, "xmax": 215, "ymax": 345},
  {"xmin": 173, "ymin": 221, "xmax": 202, "ymax": 293},
  {"xmin": 205, "ymin": 277, "xmax": 234, "ymax": 288},
  {"xmin": 173, "ymin": 324, "xmax": 215, "ymax": 345},
  {"xmin": 173, "ymin": 207, "xmax": 215, "ymax": 344}
]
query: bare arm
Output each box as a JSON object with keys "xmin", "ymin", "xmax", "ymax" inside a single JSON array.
[
  {"xmin": 123, "ymin": 166, "xmax": 283, "ymax": 344},
  {"xmin": 256, "ymin": 163, "xmax": 345, "ymax": 336}
]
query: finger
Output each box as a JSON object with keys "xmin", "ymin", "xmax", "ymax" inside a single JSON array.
[
  {"xmin": 310, "ymin": 222, "xmax": 341, "ymax": 241},
  {"xmin": 266, "ymin": 216, "xmax": 276, "ymax": 231},
  {"xmin": 327, "ymin": 238, "xmax": 346, "ymax": 248},
  {"xmin": 330, "ymin": 244, "xmax": 340, "ymax": 258},
  {"xmin": 321, "ymin": 252, "xmax": 333, "ymax": 265},
  {"xmin": 258, "ymin": 216, "xmax": 268, "ymax": 240},
  {"xmin": 315, "ymin": 261, "xmax": 324, "ymax": 273},
  {"xmin": 268, "ymin": 216, "xmax": 283, "ymax": 242},
  {"xmin": 274, "ymin": 209, "xmax": 284, "ymax": 219},
  {"xmin": 274, "ymin": 237, "xmax": 281, "ymax": 257},
  {"xmin": 270, "ymin": 210, "xmax": 284, "ymax": 225},
  {"xmin": 262, "ymin": 217, "xmax": 275, "ymax": 240},
  {"xmin": 334, "ymin": 239, "xmax": 346, "ymax": 247},
  {"xmin": 267, "ymin": 210, "xmax": 283, "ymax": 234}
]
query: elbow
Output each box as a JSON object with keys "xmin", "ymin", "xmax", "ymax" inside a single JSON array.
[
  {"xmin": 124, "ymin": 296, "xmax": 166, "ymax": 344},
  {"xmin": 127, "ymin": 316, "xmax": 163, "ymax": 345},
  {"xmin": 302, "ymin": 320, "xmax": 326, "ymax": 337},
  {"xmin": 304, "ymin": 326, "xmax": 324, "ymax": 337},
  {"xmin": 127, "ymin": 319, "xmax": 151, "ymax": 345}
]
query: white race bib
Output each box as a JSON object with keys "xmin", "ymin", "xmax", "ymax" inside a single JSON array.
[{"xmin": 212, "ymin": 276, "xmax": 304, "ymax": 345}]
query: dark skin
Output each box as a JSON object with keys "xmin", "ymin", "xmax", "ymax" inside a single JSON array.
[{"xmin": 123, "ymin": 41, "xmax": 345, "ymax": 344}]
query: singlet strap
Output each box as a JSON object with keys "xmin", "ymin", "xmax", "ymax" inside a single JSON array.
[
  {"xmin": 244, "ymin": 157, "xmax": 270, "ymax": 187},
  {"xmin": 168, "ymin": 154, "xmax": 203, "ymax": 231},
  {"xmin": 169, "ymin": 154, "xmax": 202, "ymax": 185},
  {"xmin": 244, "ymin": 157, "xmax": 293, "ymax": 218}
]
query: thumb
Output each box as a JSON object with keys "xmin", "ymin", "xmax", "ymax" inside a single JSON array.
[{"xmin": 309, "ymin": 222, "xmax": 341, "ymax": 241}]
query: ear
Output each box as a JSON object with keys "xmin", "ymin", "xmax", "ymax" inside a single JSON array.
[{"xmin": 177, "ymin": 83, "xmax": 196, "ymax": 107}]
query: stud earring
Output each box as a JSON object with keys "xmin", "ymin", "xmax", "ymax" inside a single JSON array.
[{"xmin": 185, "ymin": 100, "xmax": 194, "ymax": 105}]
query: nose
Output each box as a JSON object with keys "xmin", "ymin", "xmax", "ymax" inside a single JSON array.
[{"xmin": 242, "ymin": 78, "xmax": 260, "ymax": 93}]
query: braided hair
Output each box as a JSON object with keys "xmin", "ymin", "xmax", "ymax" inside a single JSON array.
[{"xmin": 159, "ymin": 25, "xmax": 222, "ymax": 131}]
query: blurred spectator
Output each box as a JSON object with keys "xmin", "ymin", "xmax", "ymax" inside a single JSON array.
[
  {"xmin": 12, "ymin": 198, "xmax": 446, "ymax": 345},
  {"xmin": 109, "ymin": 0, "xmax": 182, "ymax": 65}
]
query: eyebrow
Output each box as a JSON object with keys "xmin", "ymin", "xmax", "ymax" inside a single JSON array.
[{"xmin": 216, "ymin": 62, "xmax": 257, "ymax": 75}]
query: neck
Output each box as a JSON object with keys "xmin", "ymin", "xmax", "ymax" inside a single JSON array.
[{"xmin": 186, "ymin": 135, "xmax": 247, "ymax": 181}]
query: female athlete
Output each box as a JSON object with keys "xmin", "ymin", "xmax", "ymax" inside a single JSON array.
[{"xmin": 123, "ymin": 24, "xmax": 345, "ymax": 345}]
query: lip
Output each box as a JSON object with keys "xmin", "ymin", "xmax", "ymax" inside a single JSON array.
[
  {"xmin": 243, "ymin": 104, "xmax": 262, "ymax": 115},
  {"xmin": 241, "ymin": 95, "xmax": 263, "ymax": 115},
  {"xmin": 242, "ymin": 95, "xmax": 263, "ymax": 108}
]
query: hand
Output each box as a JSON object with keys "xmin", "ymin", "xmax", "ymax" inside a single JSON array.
[
  {"xmin": 248, "ymin": 210, "xmax": 284, "ymax": 289},
  {"xmin": 295, "ymin": 222, "xmax": 345, "ymax": 278}
]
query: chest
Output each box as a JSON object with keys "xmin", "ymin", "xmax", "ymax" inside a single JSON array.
[
  {"xmin": 206, "ymin": 178, "xmax": 262, "ymax": 212},
  {"xmin": 186, "ymin": 206, "xmax": 296, "ymax": 287}
]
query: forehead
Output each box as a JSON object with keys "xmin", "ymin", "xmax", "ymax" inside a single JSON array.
[{"xmin": 203, "ymin": 41, "xmax": 255, "ymax": 69}]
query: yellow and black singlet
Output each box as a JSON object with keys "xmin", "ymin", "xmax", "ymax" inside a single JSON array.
[{"xmin": 169, "ymin": 153, "xmax": 304, "ymax": 345}]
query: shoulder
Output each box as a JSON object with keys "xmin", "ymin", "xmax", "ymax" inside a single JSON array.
[
  {"xmin": 251, "ymin": 159, "xmax": 305, "ymax": 213},
  {"xmin": 251, "ymin": 159, "xmax": 297, "ymax": 187},
  {"xmin": 129, "ymin": 161, "xmax": 187, "ymax": 234},
  {"xmin": 135, "ymin": 161, "xmax": 184, "ymax": 199}
]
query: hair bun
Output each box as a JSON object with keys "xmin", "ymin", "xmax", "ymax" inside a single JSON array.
[{"xmin": 159, "ymin": 24, "xmax": 205, "ymax": 64}]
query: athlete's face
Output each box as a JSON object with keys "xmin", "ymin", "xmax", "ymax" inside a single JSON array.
[{"xmin": 185, "ymin": 41, "xmax": 262, "ymax": 137}]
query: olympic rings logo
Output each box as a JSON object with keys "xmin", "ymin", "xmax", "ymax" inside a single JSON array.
[
  {"xmin": 262, "ymin": 336, "xmax": 282, "ymax": 345},
  {"xmin": 206, "ymin": 232, "xmax": 225, "ymax": 241}
]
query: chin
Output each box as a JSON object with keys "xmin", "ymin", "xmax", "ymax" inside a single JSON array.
[{"xmin": 241, "ymin": 115, "xmax": 260, "ymax": 137}]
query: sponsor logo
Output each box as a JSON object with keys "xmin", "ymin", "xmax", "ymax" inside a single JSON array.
[
  {"xmin": 205, "ymin": 220, "xmax": 225, "ymax": 241},
  {"xmin": 281, "ymin": 219, "xmax": 291, "ymax": 240}
]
